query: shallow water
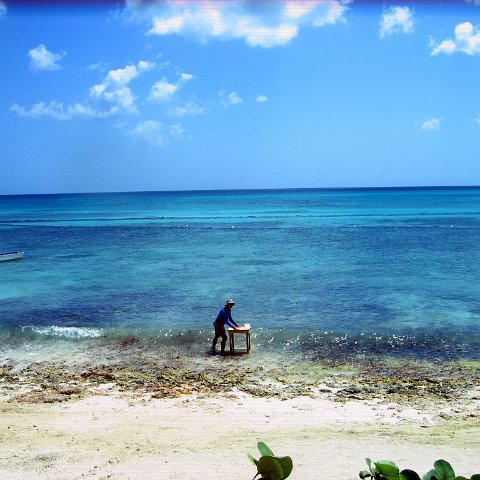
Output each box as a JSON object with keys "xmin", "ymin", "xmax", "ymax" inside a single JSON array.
[{"xmin": 2, "ymin": 187, "xmax": 480, "ymax": 366}]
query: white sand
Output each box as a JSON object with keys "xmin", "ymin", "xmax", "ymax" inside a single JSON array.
[{"xmin": 1, "ymin": 390, "xmax": 480, "ymax": 480}]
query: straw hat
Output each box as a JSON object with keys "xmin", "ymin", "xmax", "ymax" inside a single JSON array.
[{"xmin": 225, "ymin": 299, "xmax": 236, "ymax": 306}]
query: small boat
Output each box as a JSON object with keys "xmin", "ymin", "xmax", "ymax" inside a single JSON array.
[{"xmin": 0, "ymin": 251, "xmax": 24, "ymax": 262}]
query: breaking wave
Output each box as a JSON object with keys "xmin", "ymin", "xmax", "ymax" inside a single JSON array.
[{"xmin": 21, "ymin": 325, "xmax": 103, "ymax": 339}]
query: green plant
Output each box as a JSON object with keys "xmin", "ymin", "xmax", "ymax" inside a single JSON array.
[
  {"xmin": 360, "ymin": 458, "xmax": 480, "ymax": 480},
  {"xmin": 247, "ymin": 442, "xmax": 293, "ymax": 480},
  {"xmin": 423, "ymin": 460, "xmax": 480, "ymax": 480},
  {"xmin": 359, "ymin": 458, "xmax": 418, "ymax": 480}
]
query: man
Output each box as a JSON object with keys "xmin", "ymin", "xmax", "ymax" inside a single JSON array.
[{"xmin": 212, "ymin": 299, "xmax": 239, "ymax": 354}]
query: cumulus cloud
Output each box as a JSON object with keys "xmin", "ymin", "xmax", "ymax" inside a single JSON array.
[
  {"xmin": 98, "ymin": 60, "xmax": 154, "ymax": 88},
  {"xmin": 379, "ymin": 6, "xmax": 413, "ymax": 38},
  {"xmin": 127, "ymin": 0, "xmax": 349, "ymax": 48},
  {"xmin": 29, "ymin": 44, "xmax": 66, "ymax": 72},
  {"xmin": 220, "ymin": 91, "xmax": 243, "ymax": 107},
  {"xmin": 256, "ymin": 95, "xmax": 268, "ymax": 103},
  {"xmin": 130, "ymin": 119, "xmax": 189, "ymax": 146},
  {"xmin": 0, "ymin": 1, "xmax": 7, "ymax": 17},
  {"xmin": 421, "ymin": 117, "xmax": 440, "ymax": 131},
  {"xmin": 148, "ymin": 72, "xmax": 193, "ymax": 102},
  {"xmin": 149, "ymin": 78, "xmax": 179, "ymax": 102},
  {"xmin": 12, "ymin": 59, "xmax": 157, "ymax": 120},
  {"xmin": 89, "ymin": 60, "xmax": 155, "ymax": 114},
  {"xmin": 431, "ymin": 22, "xmax": 480, "ymax": 56}
]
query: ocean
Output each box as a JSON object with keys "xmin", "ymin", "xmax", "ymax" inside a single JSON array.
[{"xmin": 2, "ymin": 187, "xmax": 480, "ymax": 367}]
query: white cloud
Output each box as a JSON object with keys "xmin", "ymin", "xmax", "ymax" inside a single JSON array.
[
  {"xmin": 130, "ymin": 119, "xmax": 168, "ymax": 146},
  {"xmin": 431, "ymin": 22, "xmax": 480, "ymax": 56},
  {"xmin": 108, "ymin": 65, "xmax": 140, "ymax": 85},
  {"xmin": 148, "ymin": 72, "xmax": 193, "ymax": 103},
  {"xmin": 243, "ymin": 24, "xmax": 299, "ymax": 48},
  {"xmin": 103, "ymin": 60, "xmax": 154, "ymax": 86},
  {"xmin": 180, "ymin": 73, "xmax": 194, "ymax": 82},
  {"xmin": 421, "ymin": 117, "xmax": 440, "ymax": 131},
  {"xmin": 150, "ymin": 14, "xmax": 186, "ymax": 35},
  {"xmin": 467, "ymin": 0, "xmax": 480, "ymax": 5},
  {"xmin": 149, "ymin": 78, "xmax": 179, "ymax": 102},
  {"xmin": 130, "ymin": 119, "xmax": 189, "ymax": 146},
  {"xmin": 256, "ymin": 95, "xmax": 268, "ymax": 103},
  {"xmin": 220, "ymin": 91, "xmax": 243, "ymax": 107},
  {"xmin": 87, "ymin": 62, "xmax": 109, "ymax": 72},
  {"xmin": 12, "ymin": 59, "xmax": 156, "ymax": 120},
  {"xmin": 285, "ymin": 1, "xmax": 318, "ymax": 20},
  {"xmin": 129, "ymin": 0, "xmax": 349, "ymax": 48},
  {"xmin": 0, "ymin": 1, "xmax": 7, "ymax": 17},
  {"xmin": 169, "ymin": 123, "xmax": 189, "ymax": 141},
  {"xmin": 90, "ymin": 85, "xmax": 137, "ymax": 114},
  {"xmin": 89, "ymin": 60, "xmax": 155, "ymax": 114},
  {"xmin": 228, "ymin": 92, "xmax": 243, "ymax": 105},
  {"xmin": 379, "ymin": 6, "xmax": 413, "ymax": 38},
  {"xmin": 312, "ymin": 2, "xmax": 349, "ymax": 27},
  {"xmin": 10, "ymin": 101, "xmax": 100, "ymax": 121},
  {"xmin": 28, "ymin": 44, "xmax": 66, "ymax": 72},
  {"xmin": 169, "ymin": 101, "xmax": 206, "ymax": 116}
]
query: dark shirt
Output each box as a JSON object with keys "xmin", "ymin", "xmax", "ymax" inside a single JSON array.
[{"xmin": 215, "ymin": 307, "xmax": 235, "ymax": 328}]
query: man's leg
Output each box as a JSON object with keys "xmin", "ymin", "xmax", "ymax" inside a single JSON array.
[
  {"xmin": 220, "ymin": 330, "xmax": 227, "ymax": 353},
  {"xmin": 213, "ymin": 322, "xmax": 224, "ymax": 350}
]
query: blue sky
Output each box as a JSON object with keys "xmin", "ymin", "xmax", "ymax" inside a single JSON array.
[{"xmin": 1, "ymin": 0, "xmax": 480, "ymax": 194}]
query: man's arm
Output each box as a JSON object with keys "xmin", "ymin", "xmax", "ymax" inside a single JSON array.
[{"xmin": 229, "ymin": 314, "xmax": 239, "ymax": 328}]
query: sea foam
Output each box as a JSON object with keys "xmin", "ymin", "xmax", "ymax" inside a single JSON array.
[{"xmin": 21, "ymin": 325, "xmax": 103, "ymax": 339}]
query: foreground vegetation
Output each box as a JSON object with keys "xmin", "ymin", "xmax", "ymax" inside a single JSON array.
[
  {"xmin": 360, "ymin": 458, "xmax": 480, "ymax": 480},
  {"xmin": 247, "ymin": 442, "xmax": 480, "ymax": 480}
]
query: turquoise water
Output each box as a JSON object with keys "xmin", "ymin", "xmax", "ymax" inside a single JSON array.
[{"xmin": 2, "ymin": 187, "xmax": 480, "ymax": 363}]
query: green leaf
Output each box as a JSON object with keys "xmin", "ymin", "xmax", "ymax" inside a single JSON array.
[
  {"xmin": 367, "ymin": 459, "xmax": 378, "ymax": 476},
  {"xmin": 434, "ymin": 460, "xmax": 456, "ymax": 480},
  {"xmin": 454, "ymin": 477, "xmax": 468, "ymax": 480},
  {"xmin": 257, "ymin": 456, "xmax": 283, "ymax": 480},
  {"xmin": 360, "ymin": 470, "xmax": 373, "ymax": 479},
  {"xmin": 471, "ymin": 475, "xmax": 480, "ymax": 480},
  {"xmin": 376, "ymin": 460, "xmax": 400, "ymax": 480},
  {"xmin": 423, "ymin": 470, "xmax": 438, "ymax": 480},
  {"xmin": 274, "ymin": 456, "xmax": 293, "ymax": 479},
  {"xmin": 400, "ymin": 469, "xmax": 421, "ymax": 480},
  {"xmin": 258, "ymin": 442, "xmax": 275, "ymax": 457},
  {"xmin": 247, "ymin": 453, "xmax": 258, "ymax": 465}
]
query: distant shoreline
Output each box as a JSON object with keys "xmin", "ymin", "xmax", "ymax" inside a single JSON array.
[{"xmin": 2, "ymin": 184, "xmax": 480, "ymax": 198}]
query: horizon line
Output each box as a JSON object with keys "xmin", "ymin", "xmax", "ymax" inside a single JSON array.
[{"xmin": 2, "ymin": 185, "xmax": 480, "ymax": 198}]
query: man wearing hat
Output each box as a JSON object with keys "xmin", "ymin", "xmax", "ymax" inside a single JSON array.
[{"xmin": 212, "ymin": 299, "xmax": 239, "ymax": 354}]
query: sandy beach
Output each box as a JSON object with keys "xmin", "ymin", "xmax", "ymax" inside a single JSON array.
[{"xmin": 1, "ymin": 354, "xmax": 480, "ymax": 480}]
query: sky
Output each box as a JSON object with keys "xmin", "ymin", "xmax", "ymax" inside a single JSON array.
[{"xmin": 1, "ymin": 0, "xmax": 480, "ymax": 194}]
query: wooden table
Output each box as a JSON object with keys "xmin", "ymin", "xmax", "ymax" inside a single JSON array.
[{"xmin": 227, "ymin": 327, "xmax": 251, "ymax": 354}]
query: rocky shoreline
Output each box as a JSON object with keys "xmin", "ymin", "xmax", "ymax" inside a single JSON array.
[{"xmin": 2, "ymin": 352, "xmax": 480, "ymax": 421}]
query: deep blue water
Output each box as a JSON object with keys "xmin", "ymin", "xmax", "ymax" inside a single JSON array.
[{"xmin": 2, "ymin": 187, "xmax": 480, "ymax": 362}]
